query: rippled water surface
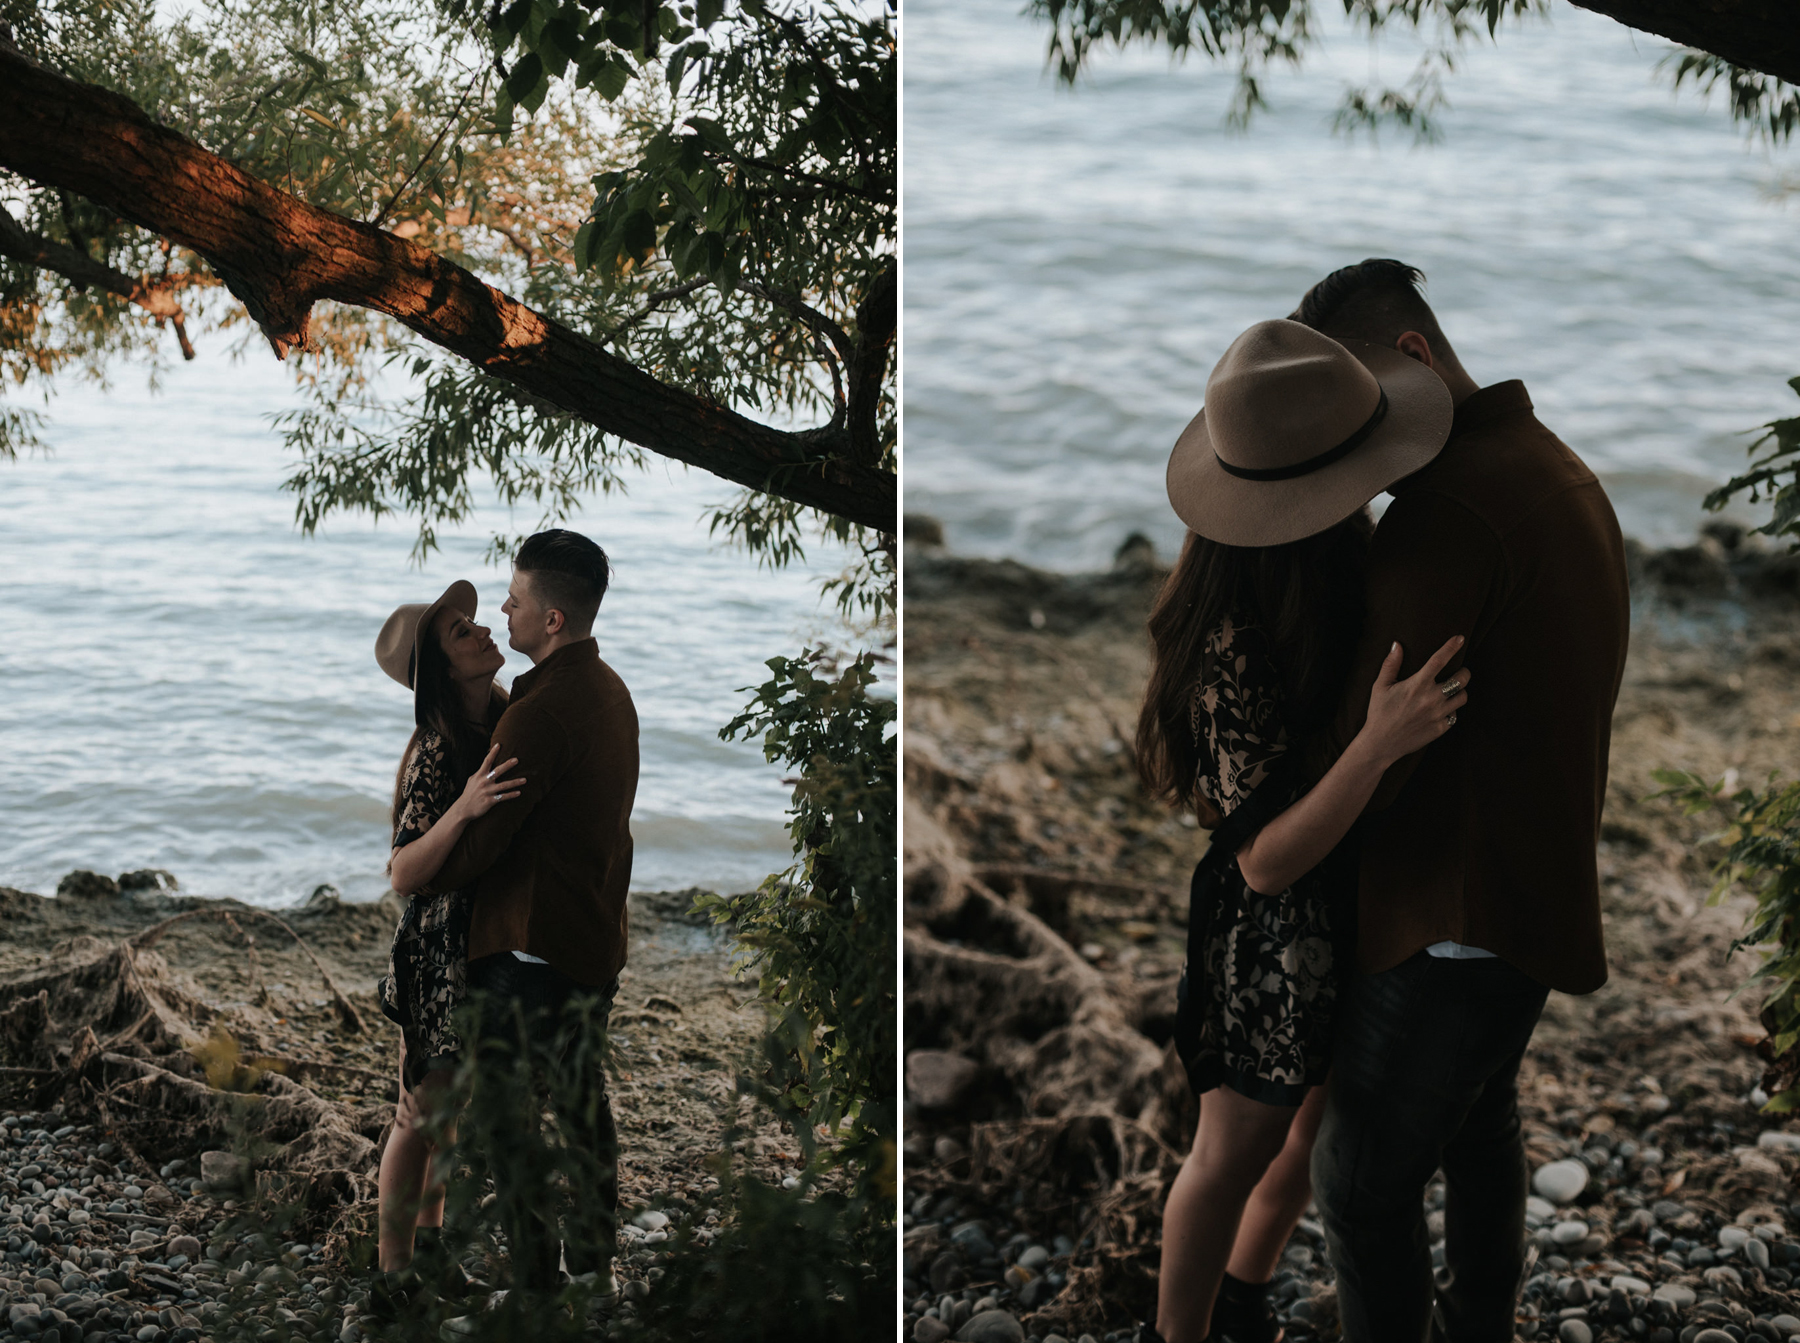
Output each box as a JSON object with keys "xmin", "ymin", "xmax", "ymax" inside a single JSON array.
[
  {"xmin": 904, "ymin": 0, "xmax": 1800, "ymax": 569},
  {"xmin": 1, "ymin": 358, "xmax": 850, "ymax": 904}
]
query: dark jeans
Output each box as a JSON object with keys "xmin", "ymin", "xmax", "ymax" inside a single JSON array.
[
  {"xmin": 466, "ymin": 953, "xmax": 619, "ymax": 1290},
  {"xmin": 1311, "ymin": 951, "xmax": 1550, "ymax": 1343}
]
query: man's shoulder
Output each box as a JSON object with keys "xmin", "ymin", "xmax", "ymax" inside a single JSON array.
[{"xmin": 1401, "ymin": 410, "xmax": 1600, "ymax": 538}]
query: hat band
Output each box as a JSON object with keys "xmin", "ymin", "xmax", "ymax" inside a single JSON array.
[{"xmin": 1215, "ymin": 389, "xmax": 1389, "ymax": 483}]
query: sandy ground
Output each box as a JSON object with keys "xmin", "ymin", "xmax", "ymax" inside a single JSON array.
[{"xmin": 901, "ymin": 520, "xmax": 1800, "ymax": 1337}]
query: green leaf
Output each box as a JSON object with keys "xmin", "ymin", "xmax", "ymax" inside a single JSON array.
[
  {"xmin": 592, "ymin": 54, "xmax": 631, "ymax": 101},
  {"xmin": 504, "ymin": 51, "xmax": 544, "ymax": 106}
]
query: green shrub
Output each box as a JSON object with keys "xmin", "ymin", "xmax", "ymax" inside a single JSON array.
[
  {"xmin": 1655, "ymin": 769, "xmax": 1800, "ymax": 1108},
  {"xmin": 710, "ymin": 648, "xmax": 897, "ymax": 1212}
]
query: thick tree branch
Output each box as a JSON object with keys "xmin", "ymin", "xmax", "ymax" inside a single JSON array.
[
  {"xmin": 1565, "ymin": 2, "xmax": 1798, "ymax": 86},
  {"xmin": 845, "ymin": 263, "xmax": 895, "ymax": 469},
  {"xmin": 0, "ymin": 48, "xmax": 893, "ymax": 532},
  {"xmin": 0, "ymin": 207, "xmax": 198, "ymax": 359}
]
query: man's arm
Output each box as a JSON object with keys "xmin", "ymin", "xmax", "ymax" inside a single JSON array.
[
  {"xmin": 1325, "ymin": 493, "xmax": 1502, "ymax": 812},
  {"xmin": 419, "ymin": 700, "xmax": 570, "ymax": 894}
]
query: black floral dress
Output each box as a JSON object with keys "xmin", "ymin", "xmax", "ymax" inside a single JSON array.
[
  {"xmin": 378, "ymin": 729, "xmax": 475, "ymax": 1093},
  {"xmin": 1173, "ymin": 616, "xmax": 1355, "ymax": 1107}
]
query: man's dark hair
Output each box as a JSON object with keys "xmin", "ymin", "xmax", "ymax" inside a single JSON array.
[
  {"xmin": 1290, "ymin": 258, "xmax": 1459, "ymax": 366},
  {"xmin": 515, "ymin": 529, "xmax": 611, "ymax": 636}
]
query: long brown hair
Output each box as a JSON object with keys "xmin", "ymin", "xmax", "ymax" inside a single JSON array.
[
  {"xmin": 1136, "ymin": 509, "xmax": 1373, "ymax": 810},
  {"xmin": 390, "ymin": 625, "xmax": 508, "ymax": 833}
]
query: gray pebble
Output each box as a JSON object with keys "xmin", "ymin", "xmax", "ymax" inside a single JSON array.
[
  {"xmin": 1017, "ymin": 1245, "xmax": 1050, "ymax": 1272},
  {"xmin": 1748, "ymin": 1238, "xmax": 1772, "ymax": 1269},
  {"xmin": 914, "ymin": 1318, "xmax": 951, "ymax": 1343},
  {"xmin": 1551, "ymin": 1220, "xmax": 1590, "ymax": 1246},
  {"xmin": 1534, "ymin": 1161, "xmax": 1590, "ymax": 1204},
  {"xmin": 955, "ymin": 1311, "xmax": 1025, "ymax": 1343},
  {"xmin": 1695, "ymin": 1332, "xmax": 1739, "ymax": 1343},
  {"xmin": 1559, "ymin": 1321, "xmax": 1593, "ymax": 1343}
]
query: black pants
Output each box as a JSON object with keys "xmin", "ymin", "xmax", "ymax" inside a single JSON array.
[
  {"xmin": 1311, "ymin": 950, "xmax": 1549, "ymax": 1343},
  {"xmin": 466, "ymin": 953, "xmax": 620, "ymax": 1290}
]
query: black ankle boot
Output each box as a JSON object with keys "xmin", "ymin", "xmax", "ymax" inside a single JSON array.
[
  {"xmin": 413, "ymin": 1226, "xmax": 473, "ymax": 1298},
  {"xmin": 1209, "ymin": 1271, "xmax": 1281, "ymax": 1343}
]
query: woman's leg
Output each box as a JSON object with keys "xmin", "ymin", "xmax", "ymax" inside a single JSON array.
[
  {"xmin": 1227, "ymin": 1082, "xmax": 1329, "ymax": 1283},
  {"xmin": 1156, "ymin": 1086, "xmax": 1301, "ymax": 1343},
  {"xmin": 377, "ymin": 1050, "xmax": 458, "ymax": 1271}
]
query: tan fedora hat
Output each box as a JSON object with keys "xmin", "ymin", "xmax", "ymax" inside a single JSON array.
[
  {"xmin": 375, "ymin": 580, "xmax": 478, "ymax": 724},
  {"xmin": 1166, "ymin": 319, "xmax": 1454, "ymax": 547}
]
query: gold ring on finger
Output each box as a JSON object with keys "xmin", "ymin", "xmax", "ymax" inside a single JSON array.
[
  {"xmin": 1445, "ymin": 712, "xmax": 1458, "ymax": 727},
  {"xmin": 1440, "ymin": 680, "xmax": 1462, "ymax": 697}
]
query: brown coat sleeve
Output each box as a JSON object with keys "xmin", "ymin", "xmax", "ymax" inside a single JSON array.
[
  {"xmin": 1326, "ymin": 492, "xmax": 1503, "ymax": 812},
  {"xmin": 420, "ymin": 697, "xmax": 571, "ymax": 895}
]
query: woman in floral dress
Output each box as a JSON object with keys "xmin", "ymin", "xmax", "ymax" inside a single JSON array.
[
  {"xmin": 372, "ymin": 581, "xmax": 521, "ymax": 1275},
  {"xmin": 1134, "ymin": 320, "xmax": 1472, "ymax": 1343}
]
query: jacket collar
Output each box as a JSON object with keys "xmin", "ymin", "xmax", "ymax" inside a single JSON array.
[
  {"xmin": 1389, "ymin": 380, "xmax": 1533, "ymax": 498},
  {"xmin": 1450, "ymin": 380, "xmax": 1533, "ymax": 440},
  {"xmin": 512, "ymin": 636, "xmax": 598, "ymax": 698}
]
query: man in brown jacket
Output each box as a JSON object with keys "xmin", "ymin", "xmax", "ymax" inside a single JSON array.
[
  {"xmin": 421, "ymin": 527, "xmax": 639, "ymax": 1293},
  {"xmin": 1293, "ymin": 262, "xmax": 1630, "ymax": 1342}
]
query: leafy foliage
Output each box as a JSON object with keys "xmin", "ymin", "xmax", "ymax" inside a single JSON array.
[
  {"xmin": 709, "ymin": 649, "xmax": 896, "ymax": 1211},
  {"xmin": 1027, "ymin": 0, "xmax": 1797, "ymax": 143},
  {"xmin": 1, "ymin": 0, "xmax": 894, "ymax": 570},
  {"xmin": 1653, "ymin": 770, "xmax": 1800, "ymax": 1110},
  {"xmin": 1701, "ymin": 375, "xmax": 1800, "ymax": 553}
]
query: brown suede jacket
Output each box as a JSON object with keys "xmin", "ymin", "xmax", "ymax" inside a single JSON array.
[
  {"xmin": 423, "ymin": 637, "xmax": 639, "ymax": 988},
  {"xmin": 1325, "ymin": 380, "xmax": 1629, "ymax": 995}
]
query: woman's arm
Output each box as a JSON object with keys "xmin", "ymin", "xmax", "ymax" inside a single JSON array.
[
  {"xmin": 390, "ymin": 742, "xmax": 525, "ymax": 897},
  {"xmin": 1235, "ymin": 636, "xmax": 1471, "ymax": 895}
]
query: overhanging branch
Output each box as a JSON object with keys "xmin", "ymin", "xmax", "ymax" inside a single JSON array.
[
  {"xmin": 0, "ymin": 207, "xmax": 199, "ymax": 359},
  {"xmin": 1565, "ymin": 2, "xmax": 1798, "ymax": 87},
  {"xmin": 0, "ymin": 47, "xmax": 894, "ymax": 532}
]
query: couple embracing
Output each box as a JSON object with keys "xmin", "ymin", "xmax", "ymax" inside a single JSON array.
[
  {"xmin": 366, "ymin": 528, "xmax": 637, "ymax": 1307},
  {"xmin": 1137, "ymin": 261, "xmax": 1631, "ymax": 1343}
]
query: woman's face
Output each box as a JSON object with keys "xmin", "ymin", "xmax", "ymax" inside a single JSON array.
[{"xmin": 430, "ymin": 605, "xmax": 504, "ymax": 683}]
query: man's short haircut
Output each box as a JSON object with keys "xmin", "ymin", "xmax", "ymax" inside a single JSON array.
[
  {"xmin": 1290, "ymin": 258, "xmax": 1458, "ymax": 365},
  {"xmin": 514, "ymin": 529, "xmax": 611, "ymax": 637}
]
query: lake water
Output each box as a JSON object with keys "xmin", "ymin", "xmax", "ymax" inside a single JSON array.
[
  {"xmin": 904, "ymin": 0, "xmax": 1800, "ymax": 570},
  {"xmin": 0, "ymin": 357, "xmax": 851, "ymax": 906}
]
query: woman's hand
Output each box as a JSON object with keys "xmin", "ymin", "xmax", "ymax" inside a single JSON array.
[
  {"xmin": 455, "ymin": 742, "xmax": 525, "ymax": 820},
  {"xmin": 1359, "ymin": 636, "xmax": 1473, "ymax": 768}
]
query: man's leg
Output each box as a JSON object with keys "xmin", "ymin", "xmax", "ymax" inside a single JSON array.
[
  {"xmin": 1312, "ymin": 953, "xmax": 1549, "ymax": 1343},
  {"xmin": 552, "ymin": 983, "xmax": 619, "ymax": 1278},
  {"xmin": 467, "ymin": 954, "xmax": 566, "ymax": 1292},
  {"xmin": 1435, "ymin": 968, "xmax": 1547, "ymax": 1342}
]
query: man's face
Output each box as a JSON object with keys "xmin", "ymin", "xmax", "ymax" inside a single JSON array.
[{"xmin": 500, "ymin": 569, "xmax": 550, "ymax": 658}]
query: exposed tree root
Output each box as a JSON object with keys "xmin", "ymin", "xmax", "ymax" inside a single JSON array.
[
  {"xmin": 0, "ymin": 931, "xmax": 383, "ymax": 1232},
  {"xmin": 905, "ymin": 824, "xmax": 1194, "ymax": 1334}
]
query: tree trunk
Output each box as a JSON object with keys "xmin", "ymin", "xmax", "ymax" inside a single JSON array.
[
  {"xmin": 1568, "ymin": 1, "xmax": 1800, "ymax": 86},
  {"xmin": 0, "ymin": 48, "xmax": 894, "ymax": 532}
]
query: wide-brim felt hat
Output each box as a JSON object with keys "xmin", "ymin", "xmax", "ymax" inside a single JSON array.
[
  {"xmin": 375, "ymin": 580, "xmax": 478, "ymax": 725},
  {"xmin": 1166, "ymin": 318, "xmax": 1455, "ymax": 547}
]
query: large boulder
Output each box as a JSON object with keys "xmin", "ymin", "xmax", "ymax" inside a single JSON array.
[{"xmin": 56, "ymin": 871, "xmax": 120, "ymax": 900}]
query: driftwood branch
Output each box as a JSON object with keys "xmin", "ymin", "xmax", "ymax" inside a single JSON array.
[
  {"xmin": 0, "ymin": 47, "xmax": 895, "ymax": 531},
  {"xmin": 132, "ymin": 907, "xmax": 366, "ymax": 1034},
  {"xmin": 0, "ymin": 207, "xmax": 198, "ymax": 359}
]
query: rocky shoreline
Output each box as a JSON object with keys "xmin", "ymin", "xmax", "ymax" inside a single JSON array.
[
  {"xmin": 0, "ymin": 874, "xmax": 804, "ymax": 1342},
  {"xmin": 902, "ymin": 519, "xmax": 1800, "ymax": 1343}
]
